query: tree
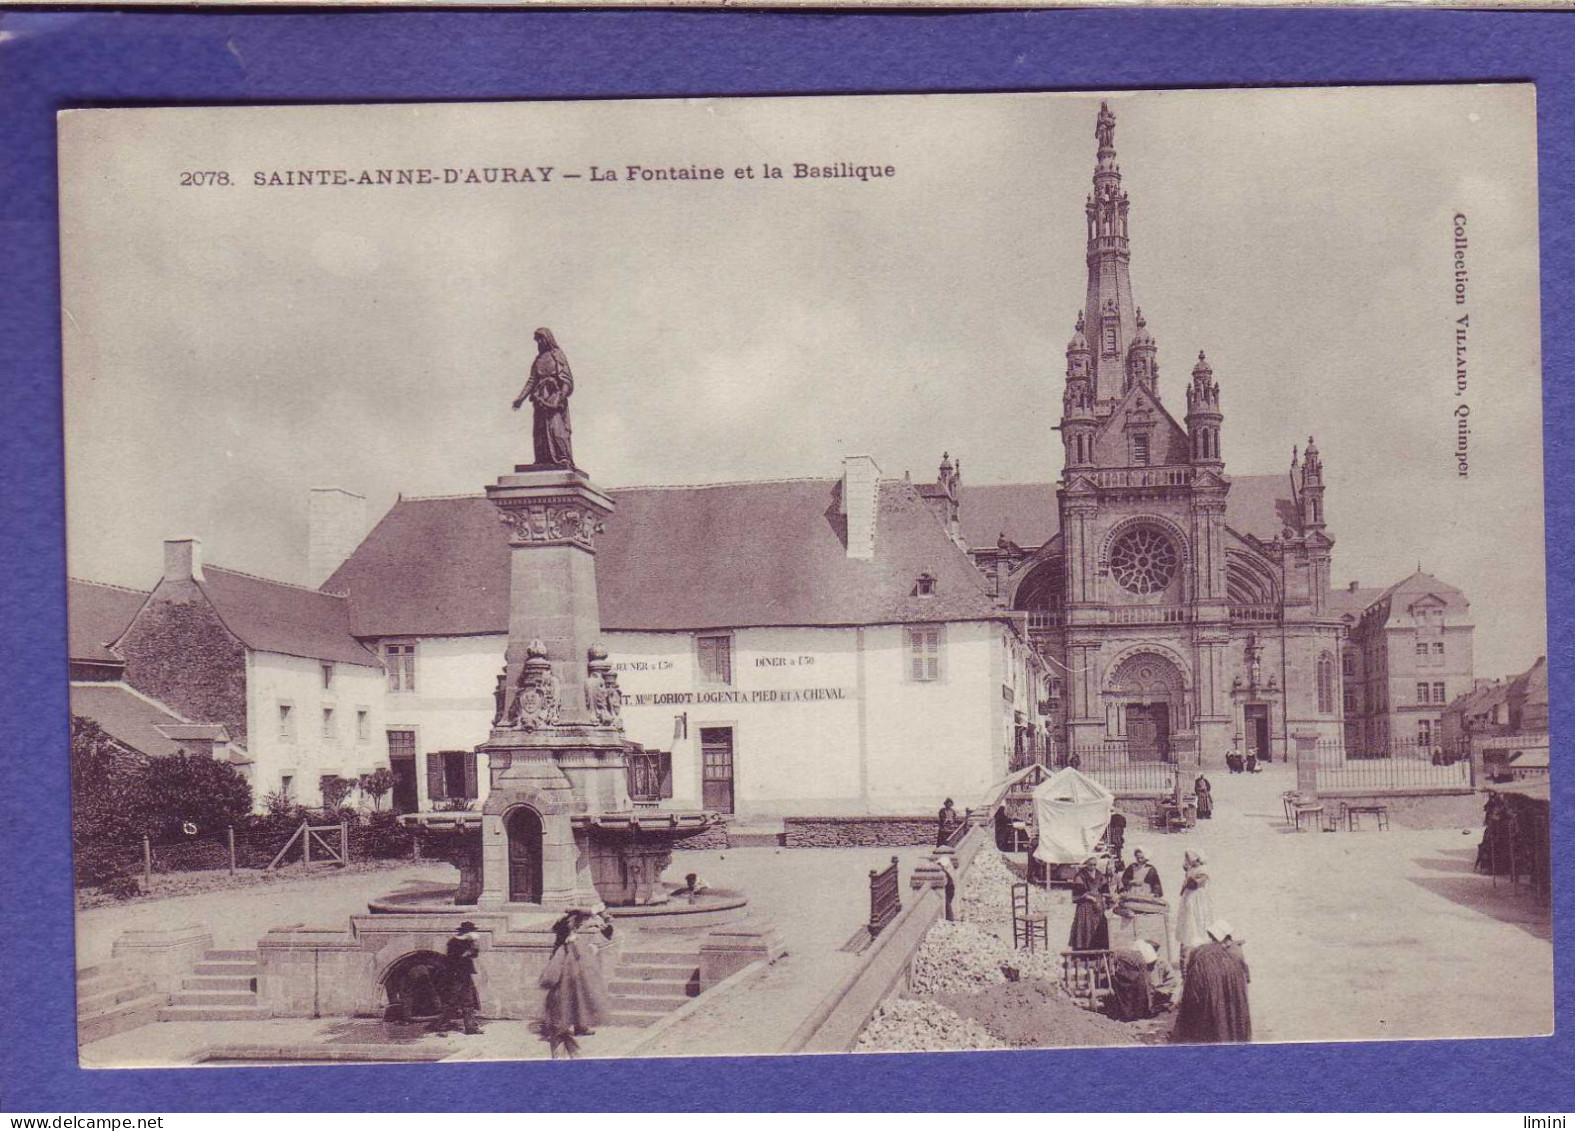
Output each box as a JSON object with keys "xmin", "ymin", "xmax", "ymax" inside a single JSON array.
[
  {"xmin": 140, "ymin": 750, "xmax": 252, "ymax": 842},
  {"xmin": 70, "ymin": 715, "xmax": 151, "ymax": 887},
  {"xmin": 358, "ymin": 767, "xmax": 394, "ymax": 811},
  {"xmin": 318, "ymin": 774, "xmax": 356, "ymax": 813}
]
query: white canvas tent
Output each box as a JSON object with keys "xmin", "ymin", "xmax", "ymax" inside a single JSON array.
[{"xmin": 1031, "ymin": 767, "xmax": 1115, "ymax": 865}]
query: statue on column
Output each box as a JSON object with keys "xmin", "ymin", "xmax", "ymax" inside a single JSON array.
[
  {"xmin": 512, "ymin": 327, "xmax": 575, "ymax": 469},
  {"xmin": 1096, "ymin": 101, "xmax": 1116, "ymax": 150}
]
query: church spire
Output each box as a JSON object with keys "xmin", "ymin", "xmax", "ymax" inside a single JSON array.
[{"xmin": 1083, "ymin": 101, "xmax": 1141, "ymax": 410}]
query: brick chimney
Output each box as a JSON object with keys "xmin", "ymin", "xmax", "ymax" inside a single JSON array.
[
  {"xmin": 308, "ymin": 487, "xmax": 369, "ymax": 588},
  {"xmin": 841, "ymin": 455, "xmax": 881, "ymax": 561},
  {"xmin": 163, "ymin": 537, "xmax": 204, "ymax": 583}
]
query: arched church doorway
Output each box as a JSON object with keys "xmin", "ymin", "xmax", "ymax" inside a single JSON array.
[
  {"xmin": 506, "ymin": 806, "xmax": 544, "ymax": 904},
  {"xmin": 1107, "ymin": 652, "xmax": 1187, "ymax": 762}
]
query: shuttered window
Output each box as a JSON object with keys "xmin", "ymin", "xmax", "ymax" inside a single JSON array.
[
  {"xmin": 427, "ymin": 751, "xmax": 479, "ymax": 801},
  {"xmin": 906, "ymin": 626, "xmax": 942, "ymax": 682},
  {"xmin": 697, "ymin": 635, "xmax": 733, "ymax": 685}
]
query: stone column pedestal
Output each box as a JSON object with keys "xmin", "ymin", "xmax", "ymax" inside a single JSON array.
[{"xmin": 1293, "ymin": 730, "xmax": 1321, "ymax": 798}]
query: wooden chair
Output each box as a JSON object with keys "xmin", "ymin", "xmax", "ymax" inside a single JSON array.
[
  {"xmin": 1011, "ymin": 882, "xmax": 1050, "ymax": 953},
  {"xmin": 1059, "ymin": 949, "xmax": 1115, "ymax": 1011}
]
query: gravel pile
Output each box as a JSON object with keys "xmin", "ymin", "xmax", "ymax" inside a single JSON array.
[
  {"xmin": 856, "ymin": 997, "xmax": 1007, "ymax": 1053},
  {"xmin": 936, "ymin": 980, "xmax": 1143, "ymax": 1048}
]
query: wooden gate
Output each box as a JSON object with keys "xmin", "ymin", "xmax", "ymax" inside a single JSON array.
[{"xmin": 267, "ymin": 820, "xmax": 349, "ymax": 870}]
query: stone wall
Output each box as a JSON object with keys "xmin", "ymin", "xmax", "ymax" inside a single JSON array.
[
  {"xmin": 118, "ymin": 587, "xmax": 249, "ymax": 744},
  {"xmin": 672, "ymin": 824, "xmax": 730, "ymax": 851},
  {"xmin": 783, "ymin": 816, "xmax": 938, "ymax": 848},
  {"xmin": 1316, "ymin": 788, "xmax": 1482, "ymax": 829}
]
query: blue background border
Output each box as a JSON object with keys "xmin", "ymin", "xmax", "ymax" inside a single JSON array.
[{"xmin": 1, "ymin": 8, "xmax": 1569, "ymax": 1112}]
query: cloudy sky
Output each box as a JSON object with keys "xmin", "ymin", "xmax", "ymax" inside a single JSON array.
[{"xmin": 59, "ymin": 86, "xmax": 1544, "ymax": 676}]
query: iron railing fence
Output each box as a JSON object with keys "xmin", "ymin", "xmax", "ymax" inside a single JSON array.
[
  {"xmin": 1060, "ymin": 741, "xmax": 1203, "ymax": 794},
  {"xmin": 1315, "ymin": 738, "xmax": 1473, "ymax": 791}
]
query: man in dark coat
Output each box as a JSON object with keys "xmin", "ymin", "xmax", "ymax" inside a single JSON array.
[
  {"xmin": 439, "ymin": 921, "xmax": 482, "ymax": 1035},
  {"xmin": 1173, "ymin": 920, "xmax": 1251, "ymax": 1044}
]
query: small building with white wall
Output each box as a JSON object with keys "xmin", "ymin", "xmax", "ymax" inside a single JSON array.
[{"xmin": 321, "ymin": 457, "xmax": 1051, "ymax": 820}]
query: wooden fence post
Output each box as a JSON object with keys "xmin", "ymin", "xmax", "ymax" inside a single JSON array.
[
  {"xmin": 341, "ymin": 821, "xmax": 349, "ymax": 866},
  {"xmin": 304, "ymin": 820, "xmax": 312, "ymax": 869},
  {"xmin": 142, "ymin": 835, "xmax": 152, "ymax": 889},
  {"xmin": 227, "ymin": 826, "xmax": 237, "ymax": 875}
]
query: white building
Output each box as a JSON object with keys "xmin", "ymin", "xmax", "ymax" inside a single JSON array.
[{"xmin": 320, "ymin": 456, "xmax": 1050, "ymax": 819}]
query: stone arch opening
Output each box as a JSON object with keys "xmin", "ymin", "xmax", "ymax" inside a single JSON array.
[
  {"xmin": 505, "ymin": 805, "xmax": 544, "ymax": 904},
  {"xmin": 380, "ymin": 949, "xmax": 448, "ymax": 1023},
  {"xmin": 1012, "ymin": 557, "xmax": 1065, "ymax": 619},
  {"xmin": 1105, "ymin": 650, "xmax": 1189, "ymax": 760}
]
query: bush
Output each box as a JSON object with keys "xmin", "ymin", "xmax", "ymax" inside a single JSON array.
[
  {"xmin": 356, "ymin": 811, "xmax": 415, "ymax": 860},
  {"xmin": 319, "ymin": 774, "xmax": 356, "ymax": 812},
  {"xmin": 141, "ymin": 751, "xmax": 252, "ymax": 843}
]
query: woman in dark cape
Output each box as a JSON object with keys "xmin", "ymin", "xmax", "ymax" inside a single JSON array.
[
  {"xmin": 539, "ymin": 907, "xmax": 613, "ymax": 1058},
  {"xmin": 1173, "ymin": 921, "xmax": 1252, "ymax": 1044},
  {"xmin": 1194, "ymin": 774, "xmax": 1214, "ymax": 819},
  {"xmin": 1068, "ymin": 858, "xmax": 1111, "ymax": 950}
]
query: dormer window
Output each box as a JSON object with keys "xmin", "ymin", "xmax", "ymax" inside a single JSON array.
[
  {"xmin": 1132, "ymin": 434, "xmax": 1151, "ymax": 466},
  {"xmin": 915, "ymin": 572, "xmax": 937, "ymax": 597}
]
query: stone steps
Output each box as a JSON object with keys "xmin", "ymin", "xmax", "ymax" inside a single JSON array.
[
  {"xmin": 170, "ymin": 989, "xmax": 259, "ymax": 1007},
  {"xmin": 77, "ymin": 963, "xmax": 164, "ymax": 1046},
  {"xmin": 78, "ymin": 979, "xmax": 159, "ymax": 1016},
  {"xmin": 159, "ymin": 949, "xmax": 264, "ymax": 1022},
  {"xmin": 205, "ymin": 949, "xmax": 259, "ymax": 962},
  {"xmin": 604, "ymin": 945, "xmax": 704, "ymax": 1028},
  {"xmin": 158, "ymin": 1003, "xmax": 271, "ymax": 1023},
  {"xmin": 184, "ymin": 974, "xmax": 255, "ymax": 992},
  {"xmin": 80, "ymin": 994, "xmax": 167, "ymax": 1045}
]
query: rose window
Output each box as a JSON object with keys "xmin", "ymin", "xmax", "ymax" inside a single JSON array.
[{"xmin": 1109, "ymin": 527, "xmax": 1179, "ymax": 594}]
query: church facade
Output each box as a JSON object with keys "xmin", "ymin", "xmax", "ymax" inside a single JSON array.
[{"xmin": 971, "ymin": 104, "xmax": 1346, "ymax": 767}]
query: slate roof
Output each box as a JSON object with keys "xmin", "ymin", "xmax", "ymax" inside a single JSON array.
[
  {"xmin": 198, "ymin": 566, "xmax": 382, "ymax": 667},
  {"xmin": 325, "ymin": 479, "xmax": 1007, "ymax": 637},
  {"xmin": 69, "ymin": 682, "xmax": 189, "ymax": 758},
  {"xmin": 957, "ymin": 473, "xmax": 1300, "ymax": 551},
  {"xmin": 1328, "ymin": 585, "xmax": 1385, "ymax": 622},
  {"xmin": 68, "ymin": 579, "xmax": 148, "ymax": 663},
  {"xmin": 1351, "ymin": 570, "xmax": 1471, "ymax": 631}
]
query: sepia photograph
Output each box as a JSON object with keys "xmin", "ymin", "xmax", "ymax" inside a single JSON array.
[{"xmin": 57, "ymin": 86, "xmax": 1550, "ymax": 1069}]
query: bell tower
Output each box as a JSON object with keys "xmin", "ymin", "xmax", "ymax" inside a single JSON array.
[{"xmin": 1084, "ymin": 101, "xmax": 1139, "ymax": 411}]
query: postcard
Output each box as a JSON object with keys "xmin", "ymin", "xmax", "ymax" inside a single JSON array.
[{"xmin": 58, "ymin": 87, "xmax": 1549, "ymax": 1067}]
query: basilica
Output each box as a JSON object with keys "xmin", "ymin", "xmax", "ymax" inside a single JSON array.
[{"xmin": 963, "ymin": 104, "xmax": 1345, "ymax": 765}]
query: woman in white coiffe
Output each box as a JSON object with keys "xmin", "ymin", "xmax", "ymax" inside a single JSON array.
[{"xmin": 1175, "ymin": 849, "xmax": 1218, "ymax": 969}]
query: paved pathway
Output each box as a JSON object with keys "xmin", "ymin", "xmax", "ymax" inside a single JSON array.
[{"xmin": 1098, "ymin": 763, "xmax": 1552, "ymax": 1043}]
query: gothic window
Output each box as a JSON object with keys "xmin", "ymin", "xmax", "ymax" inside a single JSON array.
[
  {"xmin": 1317, "ymin": 654, "xmax": 1336, "ymax": 714},
  {"xmin": 1132, "ymin": 433, "xmax": 1151, "ymax": 466},
  {"xmin": 1103, "ymin": 322, "xmax": 1119, "ymax": 356},
  {"xmin": 1109, "ymin": 527, "xmax": 1179, "ymax": 595}
]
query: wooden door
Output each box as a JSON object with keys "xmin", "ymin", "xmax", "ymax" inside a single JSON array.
[
  {"xmin": 700, "ymin": 727, "xmax": 735, "ymax": 814},
  {"xmin": 1128, "ymin": 705, "xmax": 1161, "ymax": 761},
  {"xmin": 506, "ymin": 807, "xmax": 543, "ymax": 903},
  {"xmin": 387, "ymin": 731, "xmax": 418, "ymax": 813}
]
